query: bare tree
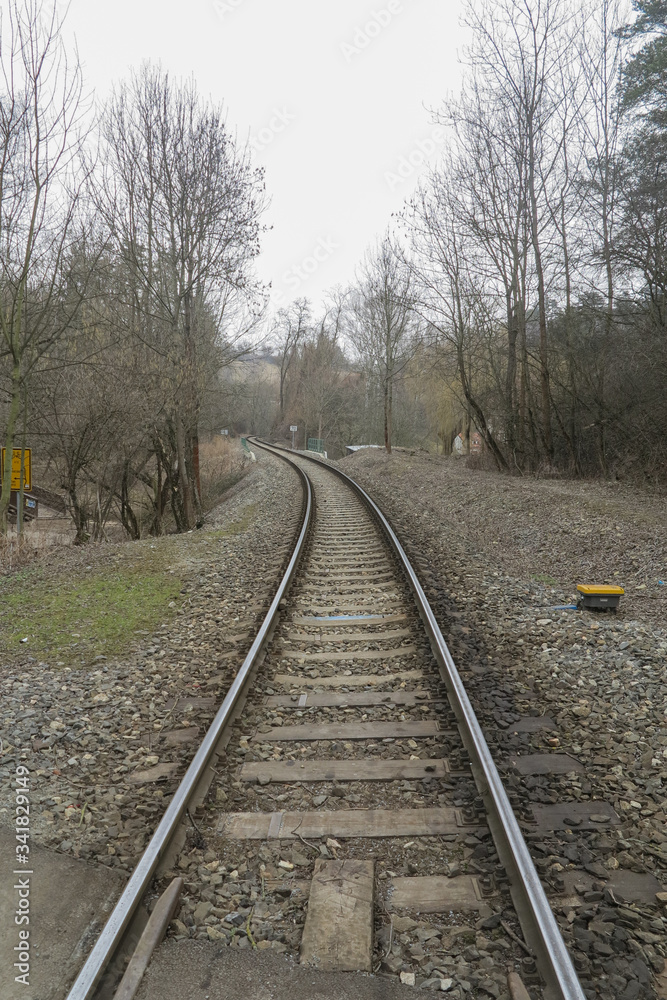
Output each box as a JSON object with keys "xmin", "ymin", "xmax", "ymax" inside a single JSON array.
[
  {"xmin": 440, "ymin": 84, "xmax": 530, "ymax": 461},
  {"xmin": 403, "ymin": 174, "xmax": 509, "ymax": 469},
  {"xmin": 463, "ymin": 0, "xmax": 579, "ymax": 461},
  {"xmin": 95, "ymin": 65, "xmax": 265, "ymax": 529},
  {"xmin": 347, "ymin": 235, "xmax": 418, "ymax": 454},
  {"xmin": 295, "ymin": 307, "xmax": 341, "ymax": 445},
  {"xmin": 577, "ymin": 0, "xmax": 626, "ymax": 471},
  {"xmin": 0, "ymin": 0, "xmax": 90, "ymax": 531},
  {"xmin": 271, "ymin": 297, "xmax": 310, "ymax": 422}
]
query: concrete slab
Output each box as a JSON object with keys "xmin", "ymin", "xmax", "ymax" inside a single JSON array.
[
  {"xmin": 0, "ymin": 827, "xmax": 125, "ymax": 1000},
  {"xmin": 530, "ymin": 800, "xmax": 619, "ymax": 832},
  {"xmin": 562, "ymin": 868, "xmax": 665, "ymax": 905},
  {"xmin": 507, "ymin": 753, "xmax": 584, "ymax": 776},
  {"xmin": 135, "ymin": 940, "xmax": 414, "ymax": 1000},
  {"xmin": 300, "ymin": 860, "xmax": 374, "ymax": 972}
]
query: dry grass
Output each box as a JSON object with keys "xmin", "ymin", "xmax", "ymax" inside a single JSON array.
[
  {"xmin": 0, "ymin": 524, "xmax": 71, "ymax": 575},
  {"xmin": 199, "ymin": 436, "xmax": 247, "ymax": 511},
  {"xmin": 0, "ymin": 438, "xmax": 246, "ymax": 578}
]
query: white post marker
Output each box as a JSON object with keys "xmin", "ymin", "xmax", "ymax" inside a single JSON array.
[{"xmin": 290, "ymin": 425, "xmax": 298, "ymax": 450}]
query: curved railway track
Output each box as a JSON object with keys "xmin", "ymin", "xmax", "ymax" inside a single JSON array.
[{"xmin": 65, "ymin": 440, "xmax": 585, "ymax": 1000}]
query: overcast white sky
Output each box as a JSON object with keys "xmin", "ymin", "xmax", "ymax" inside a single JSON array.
[{"xmin": 61, "ymin": 0, "xmax": 469, "ymax": 314}]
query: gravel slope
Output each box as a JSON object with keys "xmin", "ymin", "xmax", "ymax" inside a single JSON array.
[
  {"xmin": 0, "ymin": 451, "xmax": 302, "ymax": 875},
  {"xmin": 338, "ymin": 448, "xmax": 666, "ymax": 1000}
]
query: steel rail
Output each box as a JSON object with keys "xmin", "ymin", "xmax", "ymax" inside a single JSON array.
[
  {"xmin": 66, "ymin": 459, "xmax": 312, "ymax": 1000},
  {"xmin": 260, "ymin": 441, "xmax": 584, "ymax": 1000}
]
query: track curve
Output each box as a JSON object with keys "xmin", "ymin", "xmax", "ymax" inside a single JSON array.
[{"xmin": 65, "ymin": 440, "xmax": 585, "ymax": 1000}]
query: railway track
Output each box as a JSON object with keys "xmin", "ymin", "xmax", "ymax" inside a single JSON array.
[{"xmin": 65, "ymin": 441, "xmax": 585, "ymax": 1000}]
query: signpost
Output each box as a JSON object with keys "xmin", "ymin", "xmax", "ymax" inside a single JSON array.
[
  {"xmin": 290, "ymin": 425, "xmax": 298, "ymax": 450},
  {"xmin": 9, "ymin": 492, "xmax": 38, "ymax": 523},
  {"xmin": 1, "ymin": 448, "xmax": 31, "ymax": 491}
]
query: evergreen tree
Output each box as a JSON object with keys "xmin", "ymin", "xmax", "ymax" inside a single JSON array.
[{"xmin": 620, "ymin": 1, "xmax": 667, "ymax": 128}]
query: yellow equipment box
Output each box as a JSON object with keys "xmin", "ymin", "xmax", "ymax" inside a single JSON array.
[{"xmin": 576, "ymin": 584, "xmax": 624, "ymax": 609}]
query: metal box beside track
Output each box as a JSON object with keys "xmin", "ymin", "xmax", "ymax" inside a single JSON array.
[{"xmin": 577, "ymin": 584, "xmax": 624, "ymax": 610}]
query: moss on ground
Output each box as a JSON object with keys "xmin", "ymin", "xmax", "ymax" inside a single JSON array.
[
  {"xmin": 532, "ymin": 572, "xmax": 559, "ymax": 586},
  {"xmin": 0, "ymin": 544, "xmax": 183, "ymax": 667},
  {"xmin": 0, "ymin": 500, "xmax": 259, "ymax": 668}
]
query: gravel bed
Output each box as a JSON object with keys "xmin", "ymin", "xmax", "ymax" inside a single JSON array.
[
  {"xmin": 0, "ymin": 451, "xmax": 302, "ymax": 876},
  {"xmin": 339, "ymin": 448, "xmax": 666, "ymax": 1000},
  {"xmin": 165, "ymin": 470, "xmax": 523, "ymax": 1000}
]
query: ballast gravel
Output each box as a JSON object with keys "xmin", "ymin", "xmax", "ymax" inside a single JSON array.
[
  {"xmin": 341, "ymin": 448, "xmax": 666, "ymax": 1000},
  {"xmin": 0, "ymin": 451, "xmax": 302, "ymax": 876}
]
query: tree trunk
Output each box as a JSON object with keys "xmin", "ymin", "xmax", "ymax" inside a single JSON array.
[
  {"xmin": 16, "ymin": 390, "xmax": 28, "ymax": 538},
  {"xmin": 67, "ymin": 478, "xmax": 89, "ymax": 544},
  {"xmin": 505, "ymin": 286, "xmax": 518, "ymax": 452},
  {"xmin": 154, "ymin": 450, "xmax": 163, "ymax": 536},
  {"xmin": 183, "ymin": 286, "xmax": 202, "ymax": 518},
  {"xmin": 384, "ymin": 379, "xmax": 391, "ymax": 454},
  {"xmin": 527, "ymin": 122, "xmax": 553, "ymax": 461},
  {"xmin": 176, "ymin": 410, "xmax": 195, "ymax": 529},
  {"xmin": 192, "ymin": 431, "xmax": 202, "ymax": 520},
  {"xmin": 0, "ymin": 360, "xmax": 23, "ymax": 532},
  {"xmin": 455, "ymin": 338, "xmax": 508, "ymax": 471}
]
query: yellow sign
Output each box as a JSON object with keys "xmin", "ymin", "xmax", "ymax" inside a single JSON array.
[{"xmin": 1, "ymin": 448, "xmax": 32, "ymax": 491}]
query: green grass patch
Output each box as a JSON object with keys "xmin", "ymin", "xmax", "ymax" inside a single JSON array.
[
  {"xmin": 0, "ymin": 499, "xmax": 261, "ymax": 667},
  {"xmin": 532, "ymin": 572, "xmax": 558, "ymax": 586},
  {"xmin": 0, "ymin": 550, "xmax": 182, "ymax": 667},
  {"xmin": 195, "ymin": 504, "xmax": 258, "ymax": 543}
]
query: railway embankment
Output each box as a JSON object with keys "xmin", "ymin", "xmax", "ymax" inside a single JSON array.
[
  {"xmin": 0, "ymin": 451, "xmax": 301, "ymax": 872},
  {"xmin": 344, "ymin": 448, "xmax": 667, "ymax": 1000}
]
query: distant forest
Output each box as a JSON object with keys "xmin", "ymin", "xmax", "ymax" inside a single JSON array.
[{"xmin": 1, "ymin": 0, "xmax": 666, "ymax": 542}]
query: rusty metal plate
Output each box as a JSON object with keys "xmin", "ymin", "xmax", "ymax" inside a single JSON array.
[
  {"xmin": 508, "ymin": 753, "xmax": 584, "ymax": 775},
  {"xmin": 529, "ymin": 801, "xmax": 619, "ymax": 831}
]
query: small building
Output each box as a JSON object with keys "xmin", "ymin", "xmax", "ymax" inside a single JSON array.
[{"xmin": 453, "ymin": 432, "xmax": 483, "ymax": 456}]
